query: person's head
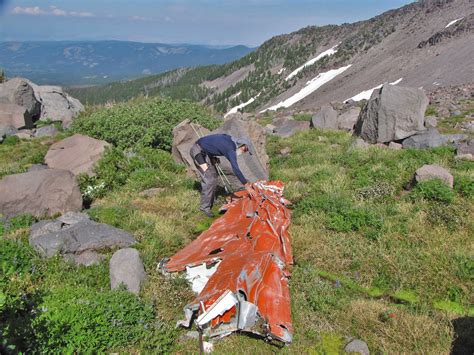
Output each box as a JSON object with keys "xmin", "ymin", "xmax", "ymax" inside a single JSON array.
[{"xmin": 236, "ymin": 143, "xmax": 249, "ymax": 156}]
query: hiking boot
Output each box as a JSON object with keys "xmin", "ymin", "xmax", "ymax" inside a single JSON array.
[{"xmin": 200, "ymin": 208, "xmax": 214, "ymax": 218}]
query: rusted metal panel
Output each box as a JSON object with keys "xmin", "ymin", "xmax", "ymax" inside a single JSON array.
[{"xmin": 161, "ymin": 181, "xmax": 293, "ymax": 343}]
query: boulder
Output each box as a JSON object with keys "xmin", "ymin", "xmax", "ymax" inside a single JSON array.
[
  {"xmin": 350, "ymin": 138, "xmax": 370, "ymax": 150},
  {"xmin": 0, "ymin": 124, "xmax": 18, "ymax": 142},
  {"xmin": 69, "ymin": 251, "xmax": 105, "ymax": 267},
  {"xmin": 30, "ymin": 84, "xmax": 84, "ymax": 128},
  {"xmin": 311, "ymin": 104, "xmax": 338, "ymax": 129},
  {"xmin": 344, "ymin": 339, "xmax": 370, "ymax": 355},
  {"xmin": 27, "ymin": 164, "xmax": 48, "ymax": 172},
  {"xmin": 0, "ymin": 103, "xmax": 30, "ymax": 129},
  {"xmin": 29, "ymin": 218, "xmax": 136, "ymax": 258},
  {"xmin": 414, "ymin": 164, "xmax": 453, "ymax": 188},
  {"xmin": 273, "ymin": 117, "xmax": 310, "ymax": 138},
  {"xmin": 213, "ymin": 116, "xmax": 269, "ymax": 189},
  {"xmin": 388, "ymin": 142, "xmax": 403, "ymax": 150},
  {"xmin": 354, "ymin": 85, "xmax": 428, "ymax": 143},
  {"xmin": 33, "ymin": 124, "xmax": 59, "ymax": 138},
  {"xmin": 0, "ymin": 78, "xmax": 41, "ymax": 127},
  {"xmin": 0, "ymin": 169, "xmax": 82, "ymax": 218},
  {"xmin": 425, "ymin": 116, "xmax": 438, "ymax": 128},
  {"xmin": 171, "ymin": 119, "xmax": 211, "ymax": 176},
  {"xmin": 110, "ymin": 248, "xmax": 146, "ymax": 295},
  {"xmin": 456, "ymin": 139, "xmax": 473, "ymax": 161},
  {"xmin": 172, "ymin": 118, "xmax": 269, "ymax": 190},
  {"xmin": 337, "ymin": 107, "xmax": 361, "ymax": 131},
  {"xmin": 402, "ymin": 128, "xmax": 467, "ymax": 149},
  {"xmin": 44, "ymin": 134, "xmax": 110, "ymax": 176},
  {"xmin": 14, "ymin": 130, "xmax": 33, "ymax": 139}
]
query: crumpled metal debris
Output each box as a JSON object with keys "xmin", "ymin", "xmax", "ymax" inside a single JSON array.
[{"xmin": 160, "ymin": 181, "xmax": 293, "ymax": 343}]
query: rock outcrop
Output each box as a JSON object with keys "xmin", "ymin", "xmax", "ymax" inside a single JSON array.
[
  {"xmin": 213, "ymin": 116, "xmax": 269, "ymax": 189},
  {"xmin": 171, "ymin": 119, "xmax": 211, "ymax": 176},
  {"xmin": 29, "ymin": 213, "xmax": 136, "ymax": 258},
  {"xmin": 354, "ymin": 85, "xmax": 428, "ymax": 143},
  {"xmin": 414, "ymin": 164, "xmax": 454, "ymax": 188},
  {"xmin": 0, "ymin": 169, "xmax": 82, "ymax": 218},
  {"xmin": 45, "ymin": 134, "xmax": 110, "ymax": 176},
  {"xmin": 30, "ymin": 83, "xmax": 84, "ymax": 128},
  {"xmin": 272, "ymin": 117, "xmax": 310, "ymax": 137},
  {"xmin": 172, "ymin": 118, "xmax": 269, "ymax": 190},
  {"xmin": 311, "ymin": 104, "xmax": 338, "ymax": 129},
  {"xmin": 402, "ymin": 128, "xmax": 467, "ymax": 149},
  {"xmin": 0, "ymin": 78, "xmax": 41, "ymax": 128},
  {"xmin": 0, "ymin": 78, "xmax": 84, "ymax": 130},
  {"xmin": 337, "ymin": 106, "xmax": 361, "ymax": 131},
  {"xmin": 110, "ymin": 248, "xmax": 146, "ymax": 295}
]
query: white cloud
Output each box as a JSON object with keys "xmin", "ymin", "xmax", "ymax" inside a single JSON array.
[
  {"xmin": 11, "ymin": 6, "xmax": 94, "ymax": 18},
  {"xmin": 50, "ymin": 6, "xmax": 67, "ymax": 17},
  {"xmin": 11, "ymin": 6, "xmax": 45, "ymax": 16}
]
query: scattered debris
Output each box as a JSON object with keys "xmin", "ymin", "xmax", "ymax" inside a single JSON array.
[{"xmin": 161, "ymin": 181, "xmax": 293, "ymax": 344}]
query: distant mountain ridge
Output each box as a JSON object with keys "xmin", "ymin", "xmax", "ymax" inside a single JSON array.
[
  {"xmin": 70, "ymin": 0, "xmax": 473, "ymax": 114},
  {"xmin": 0, "ymin": 41, "xmax": 254, "ymax": 85}
]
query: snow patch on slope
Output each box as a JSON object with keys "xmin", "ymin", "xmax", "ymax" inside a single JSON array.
[
  {"xmin": 345, "ymin": 78, "xmax": 403, "ymax": 102},
  {"xmin": 285, "ymin": 44, "xmax": 339, "ymax": 81},
  {"xmin": 225, "ymin": 93, "xmax": 260, "ymax": 117},
  {"xmin": 262, "ymin": 65, "xmax": 352, "ymax": 112},
  {"xmin": 445, "ymin": 17, "xmax": 463, "ymax": 28}
]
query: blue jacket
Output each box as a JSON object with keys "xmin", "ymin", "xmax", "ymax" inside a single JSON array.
[{"xmin": 197, "ymin": 134, "xmax": 247, "ymax": 184}]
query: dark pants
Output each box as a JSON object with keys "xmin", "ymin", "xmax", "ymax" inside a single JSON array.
[{"xmin": 190, "ymin": 143, "xmax": 218, "ymax": 212}]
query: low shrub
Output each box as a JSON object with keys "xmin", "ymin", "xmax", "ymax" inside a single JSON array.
[
  {"xmin": 72, "ymin": 97, "xmax": 220, "ymax": 150},
  {"xmin": 411, "ymin": 179, "xmax": 455, "ymax": 204},
  {"xmin": 2, "ymin": 136, "xmax": 20, "ymax": 146},
  {"xmin": 455, "ymin": 176, "xmax": 474, "ymax": 199},
  {"xmin": 32, "ymin": 286, "xmax": 175, "ymax": 353}
]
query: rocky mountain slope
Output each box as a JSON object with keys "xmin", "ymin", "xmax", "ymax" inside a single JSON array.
[
  {"xmin": 70, "ymin": 0, "xmax": 473, "ymax": 114},
  {"xmin": 0, "ymin": 41, "xmax": 254, "ymax": 85}
]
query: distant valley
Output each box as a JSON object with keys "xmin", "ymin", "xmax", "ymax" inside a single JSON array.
[{"xmin": 0, "ymin": 41, "xmax": 254, "ymax": 85}]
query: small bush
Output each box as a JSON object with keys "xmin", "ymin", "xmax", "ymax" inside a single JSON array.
[
  {"xmin": 455, "ymin": 176, "xmax": 474, "ymax": 199},
  {"xmin": 411, "ymin": 179, "xmax": 455, "ymax": 204},
  {"xmin": 356, "ymin": 182, "xmax": 395, "ymax": 200},
  {"xmin": 2, "ymin": 136, "xmax": 20, "ymax": 146},
  {"xmin": 425, "ymin": 105, "xmax": 438, "ymax": 116},
  {"xmin": 32, "ymin": 286, "xmax": 175, "ymax": 353},
  {"xmin": 72, "ymin": 97, "xmax": 220, "ymax": 150},
  {"xmin": 426, "ymin": 203, "xmax": 465, "ymax": 230},
  {"xmin": 296, "ymin": 194, "xmax": 384, "ymax": 239}
]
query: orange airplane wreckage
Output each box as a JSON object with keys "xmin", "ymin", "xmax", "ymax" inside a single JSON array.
[{"xmin": 160, "ymin": 181, "xmax": 293, "ymax": 343}]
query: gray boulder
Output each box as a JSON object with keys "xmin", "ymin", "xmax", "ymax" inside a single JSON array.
[
  {"xmin": 27, "ymin": 164, "xmax": 48, "ymax": 172},
  {"xmin": 424, "ymin": 116, "xmax": 438, "ymax": 128},
  {"xmin": 68, "ymin": 251, "xmax": 105, "ymax": 267},
  {"xmin": 44, "ymin": 134, "xmax": 110, "ymax": 176},
  {"xmin": 212, "ymin": 116, "xmax": 269, "ymax": 189},
  {"xmin": 388, "ymin": 142, "xmax": 403, "ymax": 150},
  {"xmin": 0, "ymin": 124, "xmax": 18, "ymax": 142},
  {"xmin": 110, "ymin": 248, "xmax": 146, "ymax": 295},
  {"xmin": 344, "ymin": 339, "xmax": 370, "ymax": 355},
  {"xmin": 338, "ymin": 107, "xmax": 361, "ymax": 131},
  {"xmin": 402, "ymin": 128, "xmax": 467, "ymax": 149},
  {"xmin": 311, "ymin": 104, "xmax": 338, "ymax": 129},
  {"xmin": 354, "ymin": 85, "xmax": 428, "ymax": 143},
  {"xmin": 172, "ymin": 118, "xmax": 269, "ymax": 190},
  {"xmin": 273, "ymin": 117, "xmax": 310, "ymax": 138},
  {"xmin": 0, "ymin": 169, "xmax": 82, "ymax": 218},
  {"xmin": 29, "ymin": 219, "xmax": 136, "ymax": 258},
  {"xmin": 171, "ymin": 119, "xmax": 211, "ymax": 177},
  {"xmin": 30, "ymin": 83, "xmax": 84, "ymax": 128},
  {"xmin": 414, "ymin": 164, "xmax": 453, "ymax": 188},
  {"xmin": 456, "ymin": 139, "xmax": 473, "ymax": 161},
  {"xmin": 0, "ymin": 78, "xmax": 41, "ymax": 128},
  {"xmin": 350, "ymin": 138, "xmax": 370, "ymax": 150},
  {"xmin": 0, "ymin": 104, "xmax": 30, "ymax": 129},
  {"xmin": 33, "ymin": 124, "xmax": 59, "ymax": 138}
]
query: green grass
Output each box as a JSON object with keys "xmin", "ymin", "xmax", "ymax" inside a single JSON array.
[{"xmin": 1, "ymin": 120, "xmax": 473, "ymax": 353}]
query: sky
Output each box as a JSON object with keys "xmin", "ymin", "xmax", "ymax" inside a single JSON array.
[{"xmin": 0, "ymin": 0, "xmax": 414, "ymax": 46}]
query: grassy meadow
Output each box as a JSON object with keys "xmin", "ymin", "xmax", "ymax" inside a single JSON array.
[{"xmin": 1, "ymin": 99, "xmax": 473, "ymax": 353}]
